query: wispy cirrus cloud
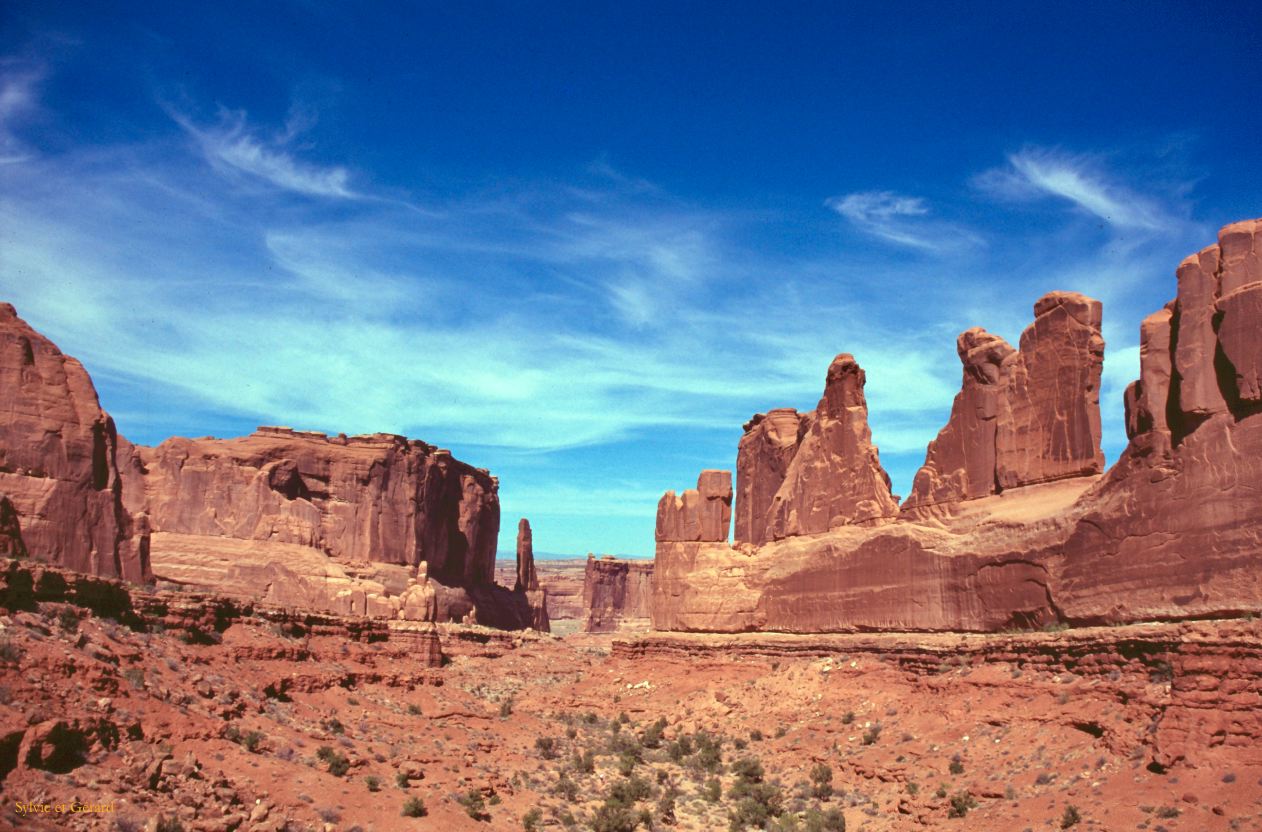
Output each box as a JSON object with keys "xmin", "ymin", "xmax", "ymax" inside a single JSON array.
[
  {"xmin": 170, "ymin": 107, "xmax": 356, "ymax": 198},
  {"xmin": 825, "ymin": 190, "xmax": 982, "ymax": 252},
  {"xmin": 0, "ymin": 60, "xmax": 44, "ymax": 165},
  {"xmin": 974, "ymin": 147, "xmax": 1177, "ymax": 232}
]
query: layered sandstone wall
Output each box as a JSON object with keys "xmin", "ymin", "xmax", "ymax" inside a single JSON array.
[
  {"xmin": 904, "ymin": 292, "xmax": 1104, "ymax": 512},
  {"xmin": 653, "ymin": 219, "xmax": 1262, "ymax": 633},
  {"xmin": 121, "ymin": 427, "xmax": 499, "ymax": 587},
  {"xmin": 0, "ymin": 304, "xmax": 150, "ymax": 582},
  {"xmin": 582, "ymin": 555, "xmax": 654, "ymax": 633}
]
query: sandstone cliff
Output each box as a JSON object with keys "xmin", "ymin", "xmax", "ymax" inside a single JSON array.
[
  {"xmin": 0, "ymin": 304, "xmax": 150, "ymax": 582},
  {"xmin": 583, "ymin": 554, "xmax": 654, "ymax": 633},
  {"xmin": 653, "ymin": 220, "xmax": 1262, "ymax": 633},
  {"xmin": 904, "ymin": 292, "xmax": 1105, "ymax": 512}
]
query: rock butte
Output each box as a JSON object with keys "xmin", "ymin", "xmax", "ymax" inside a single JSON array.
[
  {"xmin": 655, "ymin": 219, "xmax": 1262, "ymax": 633},
  {"xmin": 582, "ymin": 554, "xmax": 654, "ymax": 633},
  {"xmin": 0, "ymin": 304, "xmax": 545, "ymax": 631}
]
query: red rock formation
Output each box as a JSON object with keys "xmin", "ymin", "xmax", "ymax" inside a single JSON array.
[
  {"xmin": 655, "ymin": 470, "xmax": 732, "ymax": 543},
  {"xmin": 513, "ymin": 518, "xmax": 549, "ymax": 631},
  {"xmin": 583, "ymin": 554, "xmax": 653, "ymax": 633},
  {"xmin": 734, "ymin": 408, "xmax": 807, "ymax": 546},
  {"xmin": 905, "ymin": 292, "xmax": 1104, "ymax": 511},
  {"xmin": 0, "ymin": 304, "xmax": 150, "ymax": 582},
  {"xmin": 765, "ymin": 354, "xmax": 899, "ymax": 537},
  {"xmin": 653, "ymin": 219, "xmax": 1262, "ymax": 634},
  {"xmin": 1056, "ymin": 218, "xmax": 1262, "ymax": 623},
  {"xmin": 0, "ymin": 496, "xmax": 27, "ymax": 559},
  {"xmin": 122, "ymin": 427, "xmax": 499, "ymax": 587},
  {"xmin": 515, "ymin": 518, "xmax": 538, "ymax": 592}
]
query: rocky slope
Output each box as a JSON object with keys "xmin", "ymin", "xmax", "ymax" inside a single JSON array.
[
  {"xmin": 654, "ymin": 220, "xmax": 1262, "ymax": 633},
  {"xmin": 3, "ymin": 566, "xmax": 1258, "ymax": 831}
]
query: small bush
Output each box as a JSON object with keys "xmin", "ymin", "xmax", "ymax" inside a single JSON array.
[
  {"xmin": 703, "ymin": 778, "xmax": 722, "ymax": 802},
  {"xmin": 401, "ymin": 796, "xmax": 427, "ymax": 818},
  {"xmin": 802, "ymin": 807, "xmax": 845, "ymax": 832},
  {"xmin": 554, "ymin": 774, "xmax": 579, "ymax": 801},
  {"xmin": 58, "ymin": 607, "xmax": 80, "ymax": 632},
  {"xmin": 323, "ymin": 718, "xmax": 345, "ymax": 735},
  {"xmin": 591, "ymin": 802, "xmax": 637, "ymax": 832},
  {"xmin": 316, "ymin": 746, "xmax": 350, "ymax": 777},
  {"xmin": 535, "ymin": 736, "xmax": 558, "ymax": 760},
  {"xmin": 574, "ymin": 750, "xmax": 596, "ymax": 773},
  {"xmin": 841, "ymin": 711, "xmax": 854, "ymax": 725},
  {"xmin": 396, "ymin": 771, "xmax": 410, "ymax": 789},
  {"xmin": 407, "ymin": 704, "xmax": 422, "ymax": 716},
  {"xmin": 364, "ymin": 775, "xmax": 381, "ymax": 792},
  {"xmin": 457, "ymin": 789, "xmax": 490, "ymax": 822},
  {"xmin": 1155, "ymin": 806, "xmax": 1180, "ymax": 819},
  {"xmin": 750, "ymin": 729, "xmax": 764, "ymax": 742},
  {"xmin": 861, "ymin": 724, "xmax": 882, "ymax": 746},
  {"xmin": 124, "ymin": 667, "xmax": 145, "ymax": 690},
  {"xmin": 948, "ymin": 791, "xmax": 977, "ymax": 818},
  {"xmin": 500, "ymin": 699, "xmax": 513, "ymax": 718},
  {"xmin": 522, "ymin": 807, "xmax": 543, "ymax": 831},
  {"xmin": 809, "ymin": 762, "xmax": 833, "ymax": 800},
  {"xmin": 1060, "ymin": 804, "xmax": 1082, "ymax": 828},
  {"xmin": 948, "ymin": 755, "xmax": 964, "ymax": 776}
]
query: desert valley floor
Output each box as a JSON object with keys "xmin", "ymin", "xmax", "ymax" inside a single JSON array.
[{"xmin": 2, "ymin": 577, "xmax": 1259, "ymax": 832}]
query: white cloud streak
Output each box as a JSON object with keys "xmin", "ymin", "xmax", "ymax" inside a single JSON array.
[
  {"xmin": 0, "ymin": 61, "xmax": 43, "ymax": 164},
  {"xmin": 975, "ymin": 148, "xmax": 1175, "ymax": 232},
  {"xmin": 171, "ymin": 108, "xmax": 356, "ymax": 198},
  {"xmin": 825, "ymin": 190, "xmax": 981, "ymax": 252}
]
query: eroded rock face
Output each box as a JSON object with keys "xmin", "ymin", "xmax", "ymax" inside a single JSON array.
[
  {"xmin": 766, "ymin": 355, "xmax": 899, "ymax": 538},
  {"xmin": 734, "ymin": 408, "xmax": 807, "ymax": 546},
  {"xmin": 655, "ymin": 470, "xmax": 732, "ymax": 543},
  {"xmin": 122, "ymin": 427, "xmax": 499, "ymax": 588},
  {"xmin": 0, "ymin": 305, "xmax": 150, "ymax": 582},
  {"xmin": 654, "ymin": 219, "xmax": 1262, "ymax": 633},
  {"xmin": 583, "ymin": 555, "xmax": 653, "ymax": 633},
  {"xmin": 0, "ymin": 496, "xmax": 27, "ymax": 559},
  {"xmin": 515, "ymin": 518, "xmax": 538, "ymax": 592},
  {"xmin": 1057, "ymin": 218, "xmax": 1262, "ymax": 623},
  {"xmin": 905, "ymin": 292, "xmax": 1104, "ymax": 511}
]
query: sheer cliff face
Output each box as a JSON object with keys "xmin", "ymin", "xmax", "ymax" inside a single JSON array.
[
  {"xmin": 583, "ymin": 556, "xmax": 653, "ymax": 633},
  {"xmin": 121, "ymin": 427, "xmax": 501, "ymax": 587},
  {"xmin": 0, "ymin": 304, "xmax": 150, "ymax": 582},
  {"xmin": 904, "ymin": 292, "xmax": 1105, "ymax": 512},
  {"xmin": 1058, "ymin": 218, "xmax": 1262, "ymax": 622},
  {"xmin": 653, "ymin": 219, "xmax": 1262, "ymax": 633},
  {"xmin": 731, "ymin": 355, "xmax": 899, "ymax": 547}
]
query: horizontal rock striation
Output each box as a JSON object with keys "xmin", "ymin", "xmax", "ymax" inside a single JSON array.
[
  {"xmin": 0, "ymin": 304, "xmax": 150, "ymax": 582},
  {"xmin": 583, "ymin": 554, "xmax": 653, "ymax": 633},
  {"xmin": 121, "ymin": 427, "xmax": 499, "ymax": 587},
  {"xmin": 654, "ymin": 219, "xmax": 1262, "ymax": 634}
]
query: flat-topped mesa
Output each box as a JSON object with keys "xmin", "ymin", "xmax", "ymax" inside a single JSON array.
[
  {"xmin": 583, "ymin": 554, "xmax": 654, "ymax": 633},
  {"xmin": 734, "ymin": 408, "xmax": 809, "ymax": 546},
  {"xmin": 764, "ymin": 354, "xmax": 899, "ymax": 538},
  {"xmin": 0, "ymin": 304, "xmax": 150, "ymax": 581},
  {"xmin": 122, "ymin": 427, "xmax": 501, "ymax": 587},
  {"xmin": 904, "ymin": 291, "xmax": 1105, "ymax": 512},
  {"xmin": 655, "ymin": 470, "xmax": 733, "ymax": 543}
]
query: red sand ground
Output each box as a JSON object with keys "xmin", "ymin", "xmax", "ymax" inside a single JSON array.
[{"xmin": 2, "ymin": 600, "xmax": 1259, "ymax": 831}]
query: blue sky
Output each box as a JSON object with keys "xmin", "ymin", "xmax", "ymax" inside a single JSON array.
[{"xmin": 2, "ymin": 3, "xmax": 1259, "ymax": 558}]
